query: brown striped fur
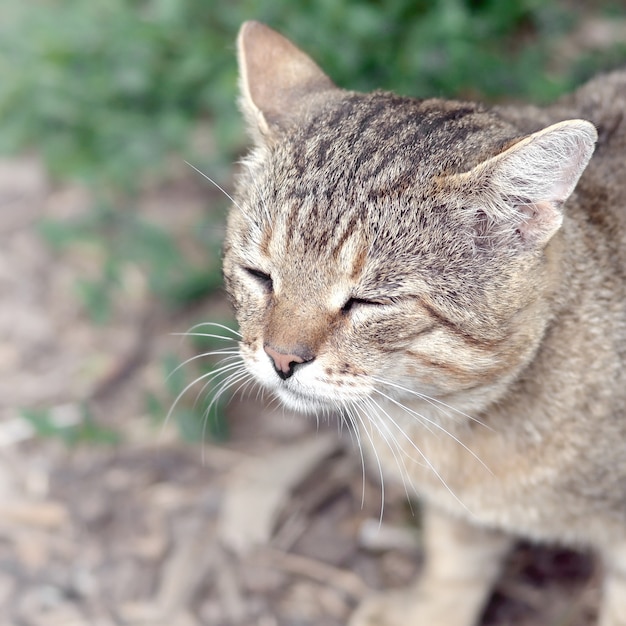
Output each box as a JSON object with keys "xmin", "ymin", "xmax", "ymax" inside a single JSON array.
[{"xmin": 222, "ymin": 21, "xmax": 626, "ymax": 626}]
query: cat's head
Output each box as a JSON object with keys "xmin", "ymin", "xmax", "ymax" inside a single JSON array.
[{"xmin": 223, "ymin": 21, "xmax": 597, "ymax": 416}]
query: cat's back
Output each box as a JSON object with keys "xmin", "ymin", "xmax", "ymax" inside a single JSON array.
[
  {"xmin": 567, "ymin": 71, "xmax": 626, "ymax": 276},
  {"xmin": 565, "ymin": 70, "xmax": 626, "ymax": 203},
  {"xmin": 565, "ymin": 69, "xmax": 626, "ymax": 154},
  {"xmin": 496, "ymin": 69, "xmax": 626, "ymax": 151}
]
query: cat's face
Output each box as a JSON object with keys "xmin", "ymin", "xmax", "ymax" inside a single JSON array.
[
  {"xmin": 222, "ymin": 22, "xmax": 595, "ymax": 418},
  {"xmin": 225, "ymin": 97, "xmax": 543, "ymax": 416}
]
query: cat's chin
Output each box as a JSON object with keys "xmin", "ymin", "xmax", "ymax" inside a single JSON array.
[{"xmin": 270, "ymin": 385, "xmax": 335, "ymax": 416}]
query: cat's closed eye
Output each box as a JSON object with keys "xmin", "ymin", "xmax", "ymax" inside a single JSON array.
[
  {"xmin": 341, "ymin": 297, "xmax": 393, "ymax": 313},
  {"xmin": 243, "ymin": 267, "xmax": 273, "ymax": 290}
]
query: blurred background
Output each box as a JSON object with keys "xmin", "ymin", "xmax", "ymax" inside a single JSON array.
[{"xmin": 1, "ymin": 1, "xmax": 626, "ymax": 625}]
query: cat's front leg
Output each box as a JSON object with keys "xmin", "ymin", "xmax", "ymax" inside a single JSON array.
[
  {"xmin": 599, "ymin": 542, "xmax": 626, "ymax": 626},
  {"xmin": 349, "ymin": 505, "xmax": 512, "ymax": 626}
]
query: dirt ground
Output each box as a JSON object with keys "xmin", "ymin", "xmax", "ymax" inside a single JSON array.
[{"xmin": 0, "ymin": 151, "xmax": 607, "ymax": 626}]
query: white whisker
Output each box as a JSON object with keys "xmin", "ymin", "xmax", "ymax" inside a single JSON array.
[
  {"xmin": 171, "ymin": 332, "xmax": 239, "ymax": 342},
  {"xmin": 359, "ymin": 396, "xmax": 422, "ymax": 506},
  {"xmin": 167, "ymin": 351, "xmax": 240, "ymax": 380},
  {"xmin": 162, "ymin": 370, "xmax": 214, "ymax": 440},
  {"xmin": 185, "ymin": 161, "xmax": 245, "ymax": 212},
  {"xmin": 184, "ymin": 321, "xmax": 242, "ymax": 337},
  {"xmin": 347, "ymin": 400, "xmax": 386, "ymax": 524},
  {"xmin": 366, "ymin": 389, "xmax": 480, "ymax": 515},
  {"xmin": 372, "ymin": 388, "xmax": 491, "ymax": 476},
  {"xmin": 341, "ymin": 402, "xmax": 367, "ymax": 508},
  {"xmin": 192, "ymin": 360, "xmax": 247, "ymax": 409},
  {"xmin": 200, "ymin": 369, "xmax": 254, "ymax": 464},
  {"xmin": 164, "ymin": 354, "xmax": 244, "ymax": 439},
  {"xmin": 370, "ymin": 375, "xmax": 490, "ymax": 430}
]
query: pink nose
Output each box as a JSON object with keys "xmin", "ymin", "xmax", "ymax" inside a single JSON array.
[{"xmin": 263, "ymin": 345, "xmax": 308, "ymax": 380}]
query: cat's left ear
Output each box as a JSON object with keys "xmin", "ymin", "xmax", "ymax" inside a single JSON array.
[
  {"xmin": 237, "ymin": 21, "xmax": 338, "ymax": 143},
  {"xmin": 461, "ymin": 119, "xmax": 597, "ymax": 248}
]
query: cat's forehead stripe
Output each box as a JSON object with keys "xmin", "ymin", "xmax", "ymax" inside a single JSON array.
[
  {"xmin": 330, "ymin": 214, "xmax": 360, "ymax": 257},
  {"xmin": 259, "ymin": 223, "xmax": 272, "ymax": 257},
  {"xmin": 350, "ymin": 246, "xmax": 368, "ymax": 280}
]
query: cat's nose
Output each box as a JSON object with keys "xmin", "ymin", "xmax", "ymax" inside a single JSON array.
[{"xmin": 263, "ymin": 344, "xmax": 313, "ymax": 380}]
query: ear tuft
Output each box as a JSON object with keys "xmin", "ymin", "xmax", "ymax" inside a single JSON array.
[
  {"xmin": 465, "ymin": 119, "xmax": 597, "ymax": 248},
  {"xmin": 489, "ymin": 119, "xmax": 597, "ymax": 207},
  {"xmin": 237, "ymin": 21, "xmax": 336, "ymax": 142}
]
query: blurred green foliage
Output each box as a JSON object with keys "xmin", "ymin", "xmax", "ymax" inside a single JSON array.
[
  {"xmin": 3, "ymin": 0, "xmax": 625, "ymax": 441},
  {"xmin": 1, "ymin": 0, "xmax": 238, "ymax": 188},
  {"xmin": 2, "ymin": 0, "xmax": 625, "ymax": 189},
  {"xmin": 39, "ymin": 200, "xmax": 224, "ymax": 322},
  {"xmin": 21, "ymin": 406, "xmax": 121, "ymax": 446}
]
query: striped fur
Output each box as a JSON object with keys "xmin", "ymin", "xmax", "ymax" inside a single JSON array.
[{"xmin": 222, "ymin": 21, "xmax": 626, "ymax": 626}]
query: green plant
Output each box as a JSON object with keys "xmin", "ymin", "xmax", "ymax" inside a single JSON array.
[
  {"xmin": 0, "ymin": 0, "xmax": 241, "ymax": 188},
  {"xmin": 21, "ymin": 405, "xmax": 121, "ymax": 446}
]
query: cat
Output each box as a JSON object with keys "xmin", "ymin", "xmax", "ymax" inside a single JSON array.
[{"xmin": 221, "ymin": 20, "xmax": 626, "ymax": 626}]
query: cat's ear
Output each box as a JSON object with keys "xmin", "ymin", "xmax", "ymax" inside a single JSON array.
[
  {"xmin": 461, "ymin": 119, "xmax": 597, "ymax": 248},
  {"xmin": 237, "ymin": 21, "xmax": 337, "ymax": 141}
]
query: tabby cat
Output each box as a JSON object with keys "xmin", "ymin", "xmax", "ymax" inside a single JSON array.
[{"xmin": 221, "ymin": 21, "xmax": 626, "ymax": 626}]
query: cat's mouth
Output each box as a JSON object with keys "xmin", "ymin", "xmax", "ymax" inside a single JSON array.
[
  {"xmin": 271, "ymin": 383, "xmax": 335, "ymax": 413},
  {"xmin": 268, "ymin": 371, "xmax": 372, "ymax": 414}
]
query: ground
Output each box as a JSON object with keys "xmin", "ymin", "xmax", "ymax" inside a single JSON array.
[{"xmin": 0, "ymin": 154, "xmax": 603, "ymax": 625}]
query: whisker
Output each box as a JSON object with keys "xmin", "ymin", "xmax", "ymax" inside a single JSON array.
[
  {"xmin": 166, "ymin": 351, "xmax": 240, "ymax": 380},
  {"xmin": 359, "ymin": 396, "xmax": 422, "ymax": 506},
  {"xmin": 341, "ymin": 403, "xmax": 367, "ymax": 507},
  {"xmin": 192, "ymin": 360, "xmax": 247, "ymax": 409},
  {"xmin": 171, "ymin": 332, "xmax": 239, "ymax": 342},
  {"xmin": 368, "ymin": 390, "xmax": 480, "ymax": 515},
  {"xmin": 372, "ymin": 388, "xmax": 491, "ymax": 475},
  {"xmin": 163, "ymin": 358, "xmax": 244, "ymax": 439},
  {"xmin": 200, "ymin": 370, "xmax": 254, "ymax": 464},
  {"xmin": 200, "ymin": 369, "xmax": 251, "ymax": 432},
  {"xmin": 370, "ymin": 375, "xmax": 490, "ymax": 430},
  {"xmin": 348, "ymin": 401, "xmax": 386, "ymax": 524},
  {"xmin": 184, "ymin": 321, "xmax": 242, "ymax": 338},
  {"xmin": 236, "ymin": 376, "xmax": 258, "ymax": 402},
  {"xmin": 185, "ymin": 161, "xmax": 245, "ymax": 212}
]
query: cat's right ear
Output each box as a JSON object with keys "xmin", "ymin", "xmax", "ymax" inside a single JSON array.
[
  {"xmin": 457, "ymin": 119, "xmax": 597, "ymax": 249},
  {"xmin": 237, "ymin": 21, "xmax": 337, "ymax": 143}
]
